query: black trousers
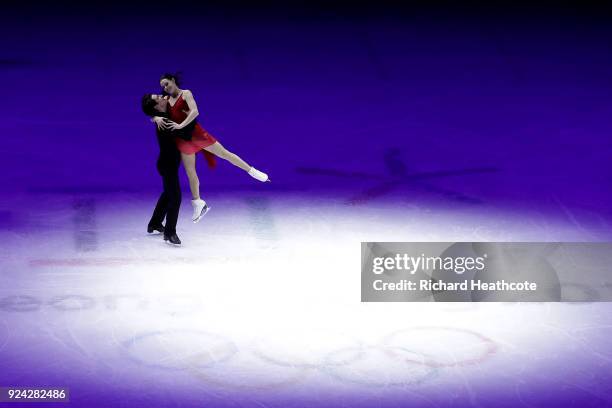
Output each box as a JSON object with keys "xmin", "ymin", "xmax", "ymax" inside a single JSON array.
[{"xmin": 148, "ymin": 157, "xmax": 181, "ymax": 236}]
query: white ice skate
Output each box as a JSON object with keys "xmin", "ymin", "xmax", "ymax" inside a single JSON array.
[
  {"xmin": 191, "ymin": 199, "xmax": 210, "ymax": 223},
  {"xmin": 248, "ymin": 167, "xmax": 270, "ymax": 182}
]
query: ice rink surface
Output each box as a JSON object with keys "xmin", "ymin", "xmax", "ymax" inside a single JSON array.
[{"xmin": 1, "ymin": 189, "xmax": 612, "ymax": 407}]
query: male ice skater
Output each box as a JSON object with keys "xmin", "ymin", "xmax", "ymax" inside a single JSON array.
[{"xmin": 141, "ymin": 94, "xmax": 182, "ymax": 245}]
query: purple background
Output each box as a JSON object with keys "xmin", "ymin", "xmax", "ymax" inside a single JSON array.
[{"xmin": 2, "ymin": 2, "xmax": 611, "ymax": 214}]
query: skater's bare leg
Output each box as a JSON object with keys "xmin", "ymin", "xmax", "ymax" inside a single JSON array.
[
  {"xmin": 204, "ymin": 141, "xmax": 269, "ymax": 181},
  {"xmin": 181, "ymin": 153, "xmax": 200, "ymax": 199},
  {"xmin": 204, "ymin": 142, "xmax": 251, "ymax": 172},
  {"xmin": 182, "ymin": 152, "xmax": 209, "ymax": 222}
]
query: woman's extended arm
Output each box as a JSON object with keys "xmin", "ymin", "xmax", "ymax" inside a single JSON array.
[{"xmin": 168, "ymin": 90, "xmax": 199, "ymax": 130}]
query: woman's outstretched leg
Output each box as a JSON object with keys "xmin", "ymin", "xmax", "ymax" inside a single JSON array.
[
  {"xmin": 204, "ymin": 142, "xmax": 270, "ymax": 182},
  {"xmin": 204, "ymin": 141, "xmax": 250, "ymax": 171},
  {"xmin": 181, "ymin": 152, "xmax": 209, "ymax": 222}
]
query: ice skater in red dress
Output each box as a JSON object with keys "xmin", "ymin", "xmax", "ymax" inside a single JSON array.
[{"xmin": 152, "ymin": 73, "xmax": 270, "ymax": 223}]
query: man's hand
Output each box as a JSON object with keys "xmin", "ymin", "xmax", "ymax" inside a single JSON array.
[
  {"xmin": 166, "ymin": 120, "xmax": 183, "ymax": 130},
  {"xmin": 152, "ymin": 116, "xmax": 168, "ymax": 130}
]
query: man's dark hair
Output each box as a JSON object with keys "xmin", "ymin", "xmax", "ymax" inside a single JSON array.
[{"xmin": 141, "ymin": 93, "xmax": 158, "ymax": 117}]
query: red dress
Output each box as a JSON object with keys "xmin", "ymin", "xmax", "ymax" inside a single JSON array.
[{"xmin": 169, "ymin": 93, "xmax": 218, "ymax": 154}]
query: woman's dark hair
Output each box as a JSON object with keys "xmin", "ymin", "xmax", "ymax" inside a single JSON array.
[
  {"xmin": 160, "ymin": 72, "xmax": 182, "ymax": 88},
  {"xmin": 141, "ymin": 93, "xmax": 158, "ymax": 117}
]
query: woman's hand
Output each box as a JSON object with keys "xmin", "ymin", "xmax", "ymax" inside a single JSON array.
[
  {"xmin": 166, "ymin": 120, "xmax": 184, "ymax": 130},
  {"xmin": 152, "ymin": 116, "xmax": 168, "ymax": 130}
]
